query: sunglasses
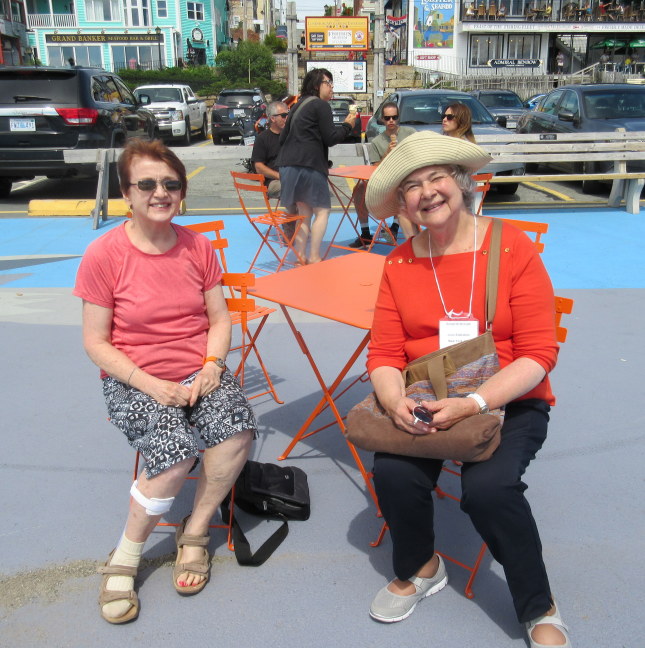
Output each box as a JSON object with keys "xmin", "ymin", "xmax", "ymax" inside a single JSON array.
[
  {"xmin": 383, "ymin": 115, "xmax": 399, "ymax": 121},
  {"xmin": 442, "ymin": 113, "xmax": 457, "ymax": 121},
  {"xmin": 275, "ymin": 112, "xmax": 289, "ymax": 118},
  {"xmin": 130, "ymin": 179, "xmax": 183, "ymax": 192}
]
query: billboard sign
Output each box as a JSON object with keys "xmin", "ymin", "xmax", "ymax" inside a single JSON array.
[
  {"xmin": 305, "ymin": 17, "xmax": 369, "ymax": 51},
  {"xmin": 306, "ymin": 61, "xmax": 367, "ymax": 93}
]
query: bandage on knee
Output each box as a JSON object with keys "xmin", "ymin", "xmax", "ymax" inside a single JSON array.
[{"xmin": 130, "ymin": 480, "xmax": 175, "ymax": 516}]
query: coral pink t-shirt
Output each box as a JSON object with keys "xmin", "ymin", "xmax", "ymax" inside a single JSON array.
[{"xmin": 74, "ymin": 223, "xmax": 222, "ymax": 382}]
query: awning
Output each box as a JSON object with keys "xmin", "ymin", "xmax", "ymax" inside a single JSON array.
[{"xmin": 191, "ymin": 41, "xmax": 205, "ymax": 49}]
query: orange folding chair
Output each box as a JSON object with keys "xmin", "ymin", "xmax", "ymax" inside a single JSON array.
[
  {"xmin": 230, "ymin": 171, "xmax": 304, "ymax": 274},
  {"xmin": 185, "ymin": 220, "xmax": 283, "ymax": 404},
  {"xmin": 472, "ymin": 172, "xmax": 493, "ymax": 215},
  {"xmin": 369, "ymin": 295, "xmax": 575, "ymax": 599},
  {"xmin": 496, "ymin": 217, "xmax": 548, "ymax": 254}
]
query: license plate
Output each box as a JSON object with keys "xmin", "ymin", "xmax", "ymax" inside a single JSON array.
[
  {"xmin": 507, "ymin": 121, "xmax": 517, "ymax": 129},
  {"xmin": 333, "ymin": 116, "xmax": 341, "ymax": 122},
  {"xmin": 233, "ymin": 109, "xmax": 245, "ymax": 116},
  {"xmin": 10, "ymin": 118, "xmax": 36, "ymax": 132},
  {"xmin": 243, "ymin": 136, "xmax": 256, "ymax": 146}
]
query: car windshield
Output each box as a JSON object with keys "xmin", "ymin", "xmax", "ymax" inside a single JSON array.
[
  {"xmin": 479, "ymin": 93, "xmax": 523, "ymax": 109},
  {"xmin": 584, "ymin": 90, "xmax": 645, "ymax": 119},
  {"xmin": 138, "ymin": 88, "xmax": 182, "ymax": 102},
  {"xmin": 218, "ymin": 93, "xmax": 257, "ymax": 106},
  {"xmin": 329, "ymin": 99, "xmax": 351, "ymax": 111},
  {"xmin": 399, "ymin": 95, "xmax": 495, "ymax": 125}
]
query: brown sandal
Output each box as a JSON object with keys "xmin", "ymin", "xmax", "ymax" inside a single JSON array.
[
  {"xmin": 97, "ymin": 551, "xmax": 139, "ymax": 624},
  {"xmin": 173, "ymin": 515, "xmax": 211, "ymax": 596}
]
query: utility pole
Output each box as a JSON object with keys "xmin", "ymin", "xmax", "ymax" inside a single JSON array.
[
  {"xmin": 286, "ymin": 1, "xmax": 299, "ymax": 96},
  {"xmin": 373, "ymin": 0, "xmax": 385, "ymax": 113}
]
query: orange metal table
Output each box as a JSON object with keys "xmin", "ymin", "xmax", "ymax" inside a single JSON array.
[
  {"xmin": 328, "ymin": 165, "xmax": 396, "ymax": 253},
  {"xmin": 251, "ymin": 252, "xmax": 386, "ymax": 505},
  {"xmin": 328, "ymin": 165, "xmax": 373, "ymax": 252}
]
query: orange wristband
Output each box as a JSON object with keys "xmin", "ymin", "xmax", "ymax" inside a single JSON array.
[{"xmin": 203, "ymin": 356, "xmax": 226, "ymax": 369}]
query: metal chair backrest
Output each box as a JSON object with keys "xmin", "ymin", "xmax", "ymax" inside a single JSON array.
[{"xmin": 496, "ymin": 217, "xmax": 548, "ymax": 254}]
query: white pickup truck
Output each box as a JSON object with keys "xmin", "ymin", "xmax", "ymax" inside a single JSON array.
[{"xmin": 134, "ymin": 84, "xmax": 208, "ymax": 146}]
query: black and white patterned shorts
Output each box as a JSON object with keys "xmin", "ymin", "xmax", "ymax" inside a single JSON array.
[{"xmin": 103, "ymin": 368, "xmax": 257, "ymax": 478}]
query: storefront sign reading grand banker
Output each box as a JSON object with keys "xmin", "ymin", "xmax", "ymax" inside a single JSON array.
[{"xmin": 46, "ymin": 33, "xmax": 162, "ymax": 43}]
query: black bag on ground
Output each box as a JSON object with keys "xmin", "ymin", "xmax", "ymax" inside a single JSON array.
[{"xmin": 221, "ymin": 460, "xmax": 310, "ymax": 566}]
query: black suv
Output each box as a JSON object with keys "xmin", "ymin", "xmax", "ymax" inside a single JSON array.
[
  {"xmin": 0, "ymin": 66, "xmax": 156, "ymax": 197},
  {"xmin": 211, "ymin": 88, "xmax": 266, "ymax": 144}
]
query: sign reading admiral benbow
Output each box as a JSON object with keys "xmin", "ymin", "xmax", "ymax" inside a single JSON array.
[{"xmin": 488, "ymin": 59, "xmax": 540, "ymax": 68}]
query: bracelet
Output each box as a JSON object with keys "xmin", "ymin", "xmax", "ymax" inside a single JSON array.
[
  {"xmin": 203, "ymin": 356, "xmax": 226, "ymax": 369},
  {"xmin": 127, "ymin": 367, "xmax": 138, "ymax": 387},
  {"xmin": 466, "ymin": 392, "xmax": 489, "ymax": 415}
]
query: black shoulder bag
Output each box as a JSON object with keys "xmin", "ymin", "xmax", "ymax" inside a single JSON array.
[{"xmin": 221, "ymin": 460, "xmax": 311, "ymax": 566}]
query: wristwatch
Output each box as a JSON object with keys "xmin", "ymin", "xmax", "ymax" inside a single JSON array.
[
  {"xmin": 466, "ymin": 392, "xmax": 489, "ymax": 414},
  {"xmin": 204, "ymin": 356, "xmax": 226, "ymax": 369}
]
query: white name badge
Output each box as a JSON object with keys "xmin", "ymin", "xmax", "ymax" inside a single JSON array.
[{"xmin": 439, "ymin": 317, "xmax": 479, "ymax": 348}]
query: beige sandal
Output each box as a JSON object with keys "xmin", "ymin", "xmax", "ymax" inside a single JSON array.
[
  {"xmin": 173, "ymin": 515, "xmax": 211, "ymax": 596},
  {"xmin": 97, "ymin": 552, "xmax": 139, "ymax": 624}
]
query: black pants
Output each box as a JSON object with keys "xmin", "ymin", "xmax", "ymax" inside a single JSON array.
[{"xmin": 373, "ymin": 399, "xmax": 552, "ymax": 624}]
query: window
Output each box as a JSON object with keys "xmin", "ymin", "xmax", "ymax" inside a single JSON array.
[
  {"xmin": 469, "ymin": 35, "xmax": 503, "ymax": 67},
  {"xmin": 187, "ymin": 2, "xmax": 204, "ymax": 21},
  {"xmin": 85, "ymin": 0, "xmax": 120, "ymax": 21},
  {"xmin": 157, "ymin": 0, "xmax": 167, "ymax": 18},
  {"xmin": 126, "ymin": 0, "xmax": 150, "ymax": 27},
  {"xmin": 506, "ymin": 35, "xmax": 540, "ymax": 59},
  {"xmin": 111, "ymin": 45, "xmax": 160, "ymax": 71},
  {"xmin": 559, "ymin": 91, "xmax": 579, "ymax": 116},
  {"xmin": 47, "ymin": 45, "xmax": 102, "ymax": 67},
  {"xmin": 539, "ymin": 90, "xmax": 563, "ymax": 115}
]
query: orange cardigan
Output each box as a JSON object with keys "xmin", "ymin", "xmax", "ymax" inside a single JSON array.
[{"xmin": 366, "ymin": 222, "xmax": 559, "ymax": 405}]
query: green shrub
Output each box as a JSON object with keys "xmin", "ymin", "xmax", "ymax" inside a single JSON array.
[{"xmin": 117, "ymin": 66, "xmax": 217, "ymax": 93}]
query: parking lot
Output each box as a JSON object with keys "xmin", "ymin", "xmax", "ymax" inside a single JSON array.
[{"xmin": 0, "ymin": 138, "xmax": 617, "ymax": 218}]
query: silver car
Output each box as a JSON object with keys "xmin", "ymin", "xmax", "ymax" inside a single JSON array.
[
  {"xmin": 366, "ymin": 90, "xmax": 525, "ymax": 194},
  {"xmin": 469, "ymin": 89, "xmax": 527, "ymax": 130}
]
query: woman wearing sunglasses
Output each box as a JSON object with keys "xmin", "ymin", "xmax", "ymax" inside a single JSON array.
[
  {"xmin": 441, "ymin": 102, "xmax": 476, "ymax": 143},
  {"xmin": 74, "ymin": 138, "xmax": 256, "ymax": 624}
]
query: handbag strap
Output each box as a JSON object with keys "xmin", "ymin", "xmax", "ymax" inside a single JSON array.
[
  {"xmin": 220, "ymin": 498, "xmax": 289, "ymax": 567},
  {"xmin": 485, "ymin": 217, "xmax": 503, "ymax": 329}
]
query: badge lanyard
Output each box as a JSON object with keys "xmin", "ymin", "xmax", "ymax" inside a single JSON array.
[{"xmin": 429, "ymin": 214, "xmax": 479, "ymax": 348}]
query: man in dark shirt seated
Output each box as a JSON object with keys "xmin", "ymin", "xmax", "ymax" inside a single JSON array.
[{"xmin": 251, "ymin": 101, "xmax": 289, "ymax": 199}]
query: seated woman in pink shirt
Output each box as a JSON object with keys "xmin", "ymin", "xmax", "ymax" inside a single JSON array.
[{"xmin": 74, "ymin": 138, "xmax": 256, "ymax": 624}]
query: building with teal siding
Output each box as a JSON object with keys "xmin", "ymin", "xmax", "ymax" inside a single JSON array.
[{"xmin": 23, "ymin": 0, "xmax": 227, "ymax": 70}]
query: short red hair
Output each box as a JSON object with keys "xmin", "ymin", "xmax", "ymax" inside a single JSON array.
[{"xmin": 118, "ymin": 138, "xmax": 187, "ymax": 199}]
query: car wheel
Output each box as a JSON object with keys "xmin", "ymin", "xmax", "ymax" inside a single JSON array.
[
  {"xmin": 496, "ymin": 182, "xmax": 519, "ymax": 195},
  {"xmin": 581, "ymin": 162, "xmax": 603, "ymax": 194},
  {"xmin": 0, "ymin": 177, "xmax": 12, "ymax": 198},
  {"xmin": 199, "ymin": 115, "xmax": 208, "ymax": 140},
  {"xmin": 212, "ymin": 132, "xmax": 221, "ymax": 145},
  {"xmin": 582, "ymin": 179, "xmax": 602, "ymax": 194},
  {"xmin": 108, "ymin": 162, "xmax": 121, "ymax": 198},
  {"xmin": 181, "ymin": 119, "xmax": 191, "ymax": 146}
]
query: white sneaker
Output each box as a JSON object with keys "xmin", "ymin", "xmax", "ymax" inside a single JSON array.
[{"xmin": 369, "ymin": 555, "xmax": 448, "ymax": 623}]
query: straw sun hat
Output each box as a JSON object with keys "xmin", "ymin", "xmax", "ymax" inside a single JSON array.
[{"xmin": 365, "ymin": 131, "xmax": 492, "ymax": 219}]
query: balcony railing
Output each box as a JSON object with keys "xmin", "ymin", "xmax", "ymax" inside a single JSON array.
[
  {"xmin": 461, "ymin": 1, "xmax": 645, "ymax": 22},
  {"xmin": 27, "ymin": 13, "xmax": 77, "ymax": 29}
]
